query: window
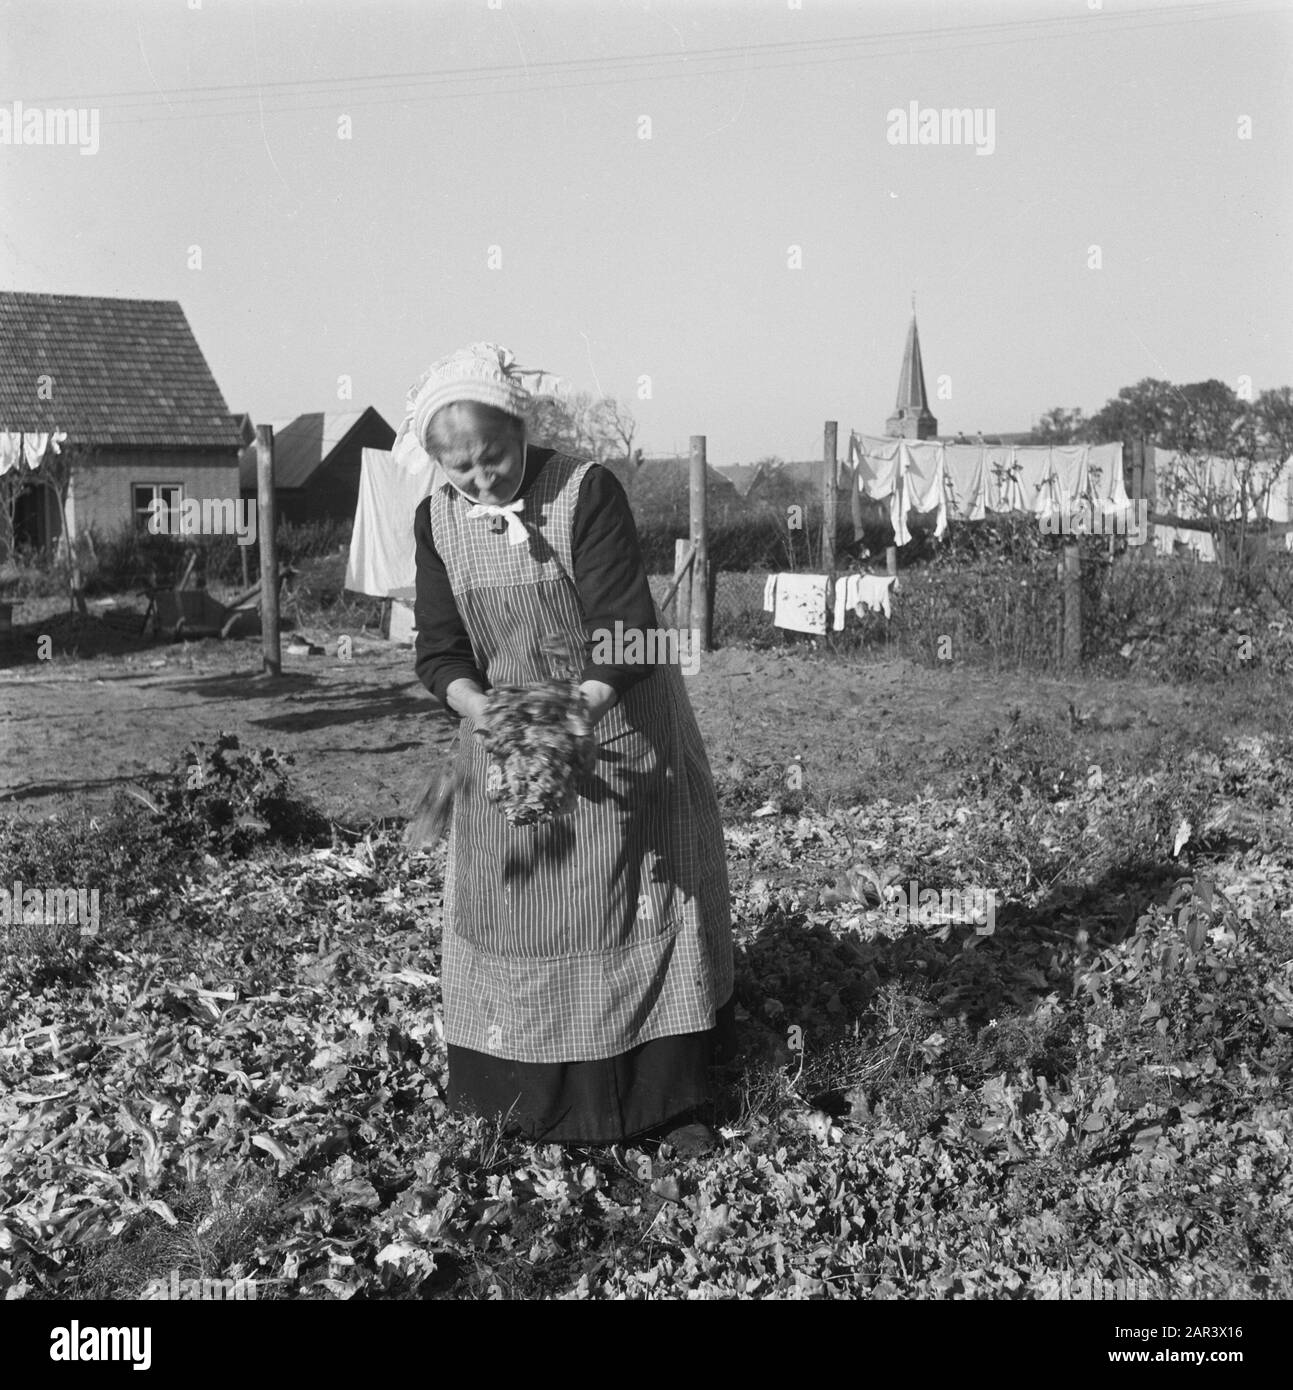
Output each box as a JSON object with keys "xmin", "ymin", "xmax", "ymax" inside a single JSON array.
[{"xmin": 134, "ymin": 483, "xmax": 183, "ymax": 532}]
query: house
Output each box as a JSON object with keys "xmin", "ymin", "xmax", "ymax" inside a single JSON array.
[
  {"xmin": 743, "ymin": 459, "xmax": 842, "ymax": 510},
  {"xmin": 237, "ymin": 407, "xmax": 396, "ymax": 526},
  {"xmin": 710, "ymin": 463, "xmax": 764, "ymax": 497},
  {"xmin": 0, "ymin": 291, "xmax": 244, "ymax": 552},
  {"xmin": 625, "ymin": 453, "xmax": 744, "ymax": 524}
]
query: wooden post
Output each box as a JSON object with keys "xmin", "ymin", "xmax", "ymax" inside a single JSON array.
[
  {"xmin": 885, "ymin": 545, "xmax": 898, "ymax": 577},
  {"xmin": 240, "ymin": 532, "xmax": 250, "ymax": 591},
  {"xmin": 1130, "ymin": 435, "xmax": 1155, "ymax": 549},
  {"xmin": 822, "ymin": 421, "xmax": 838, "ymax": 576},
  {"xmin": 689, "ymin": 436, "xmax": 710, "ymax": 652},
  {"xmin": 673, "ymin": 537, "xmax": 692, "ymax": 631},
  {"xmin": 256, "ymin": 425, "xmax": 281, "ymax": 676},
  {"xmin": 1061, "ymin": 541, "xmax": 1081, "ymax": 668}
]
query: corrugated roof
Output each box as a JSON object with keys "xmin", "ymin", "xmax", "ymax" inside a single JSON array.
[
  {"xmin": 237, "ymin": 408, "xmax": 393, "ymax": 490},
  {"xmin": 0, "ymin": 291, "xmax": 242, "ymax": 448}
]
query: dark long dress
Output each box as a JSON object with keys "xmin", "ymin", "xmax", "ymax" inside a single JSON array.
[{"xmin": 413, "ymin": 446, "xmax": 735, "ymax": 1144}]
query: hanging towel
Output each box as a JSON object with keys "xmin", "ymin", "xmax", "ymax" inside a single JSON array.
[
  {"xmin": 771, "ymin": 572, "xmax": 829, "ymax": 634},
  {"xmin": 1084, "ymin": 442, "xmax": 1129, "ymax": 515},
  {"xmin": 763, "ymin": 573, "xmax": 777, "ymax": 612},
  {"xmin": 1014, "ymin": 447, "xmax": 1054, "ymax": 516},
  {"xmin": 943, "ymin": 445, "xmax": 988, "ymax": 522},
  {"xmin": 851, "ymin": 433, "xmax": 908, "ymax": 544},
  {"xmin": 983, "ymin": 446, "xmax": 1023, "ymax": 513},
  {"xmin": 1042, "ymin": 446, "xmax": 1089, "ymax": 521},
  {"xmin": 1262, "ymin": 462, "xmax": 1292, "ymax": 524},
  {"xmin": 902, "ymin": 440, "xmax": 947, "ymax": 539},
  {"xmin": 832, "ymin": 574, "xmax": 897, "ymax": 629}
]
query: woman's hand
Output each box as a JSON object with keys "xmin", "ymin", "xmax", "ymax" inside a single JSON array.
[
  {"xmin": 445, "ymin": 678, "xmax": 490, "ymax": 723},
  {"xmin": 578, "ymin": 679, "xmax": 618, "ymax": 729}
]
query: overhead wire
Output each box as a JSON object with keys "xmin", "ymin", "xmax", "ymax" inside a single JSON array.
[{"xmin": 12, "ymin": 0, "xmax": 1283, "ymax": 128}]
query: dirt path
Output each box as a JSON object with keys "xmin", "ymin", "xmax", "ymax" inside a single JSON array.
[{"xmin": 3, "ymin": 611, "xmax": 1280, "ymax": 827}]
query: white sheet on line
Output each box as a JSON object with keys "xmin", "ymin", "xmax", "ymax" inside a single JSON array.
[{"xmin": 344, "ymin": 446, "xmax": 437, "ymax": 598}]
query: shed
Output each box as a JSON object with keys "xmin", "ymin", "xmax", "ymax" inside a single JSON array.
[{"xmin": 237, "ymin": 407, "xmax": 396, "ymax": 526}]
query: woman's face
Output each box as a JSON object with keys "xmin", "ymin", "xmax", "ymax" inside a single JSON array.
[{"xmin": 426, "ymin": 402, "xmax": 526, "ymax": 506}]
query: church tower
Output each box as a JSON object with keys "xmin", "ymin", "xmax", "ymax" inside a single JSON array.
[{"xmin": 885, "ymin": 313, "xmax": 939, "ymax": 439}]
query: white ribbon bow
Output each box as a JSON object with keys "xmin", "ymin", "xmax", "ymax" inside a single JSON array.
[{"xmin": 466, "ymin": 497, "xmax": 528, "ymax": 546}]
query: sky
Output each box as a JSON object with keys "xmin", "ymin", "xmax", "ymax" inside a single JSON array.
[{"xmin": 1, "ymin": 0, "xmax": 1290, "ymax": 464}]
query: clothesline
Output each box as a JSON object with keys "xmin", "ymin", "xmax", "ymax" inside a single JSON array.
[{"xmin": 847, "ymin": 433, "xmax": 1130, "ymax": 545}]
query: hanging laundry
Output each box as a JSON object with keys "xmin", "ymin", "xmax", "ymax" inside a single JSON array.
[
  {"xmin": 1043, "ymin": 446, "xmax": 1089, "ymax": 519},
  {"xmin": 901, "ymin": 441, "xmax": 947, "ymax": 539},
  {"xmin": 979, "ymin": 446, "xmax": 1017, "ymax": 512},
  {"xmin": 943, "ymin": 445, "xmax": 988, "ymax": 521},
  {"xmin": 0, "ymin": 430, "xmax": 62, "ymax": 474},
  {"xmin": 1256, "ymin": 459, "xmax": 1292, "ymax": 523},
  {"xmin": 1016, "ymin": 448, "xmax": 1054, "ymax": 516},
  {"xmin": 851, "ymin": 433, "xmax": 907, "ymax": 544},
  {"xmin": 22, "ymin": 432, "xmax": 51, "ymax": 468},
  {"xmin": 1085, "ymin": 443, "xmax": 1129, "ymax": 512},
  {"xmin": 846, "ymin": 434, "xmax": 1131, "ymax": 532},
  {"xmin": 768, "ymin": 573, "xmax": 829, "ymax": 635},
  {"xmin": 1154, "ymin": 525, "xmax": 1217, "ymax": 562},
  {"xmin": 763, "ymin": 573, "xmax": 777, "ymax": 613},
  {"xmin": 832, "ymin": 574, "xmax": 897, "ymax": 630},
  {"xmin": 345, "ymin": 446, "xmax": 437, "ymax": 596}
]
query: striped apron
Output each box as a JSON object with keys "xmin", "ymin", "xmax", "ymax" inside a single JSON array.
[{"xmin": 429, "ymin": 450, "xmax": 733, "ymax": 1064}]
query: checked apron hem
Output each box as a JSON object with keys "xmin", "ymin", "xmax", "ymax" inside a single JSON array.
[{"xmin": 440, "ymin": 919, "xmax": 733, "ymax": 1064}]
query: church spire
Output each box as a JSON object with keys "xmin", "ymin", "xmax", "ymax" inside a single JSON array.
[{"xmin": 885, "ymin": 311, "xmax": 939, "ymax": 440}]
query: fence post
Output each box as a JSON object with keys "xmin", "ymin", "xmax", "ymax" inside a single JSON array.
[
  {"xmin": 1129, "ymin": 436, "xmax": 1145, "ymax": 546},
  {"xmin": 673, "ymin": 536, "xmax": 692, "ymax": 631},
  {"xmin": 1060, "ymin": 540, "xmax": 1081, "ymax": 668},
  {"xmin": 689, "ymin": 436, "xmax": 711, "ymax": 652},
  {"xmin": 256, "ymin": 424, "xmax": 281, "ymax": 676},
  {"xmin": 822, "ymin": 421, "xmax": 837, "ymax": 575}
]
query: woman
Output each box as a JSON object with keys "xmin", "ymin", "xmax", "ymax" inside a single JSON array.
[{"xmin": 405, "ymin": 343, "xmax": 735, "ymax": 1148}]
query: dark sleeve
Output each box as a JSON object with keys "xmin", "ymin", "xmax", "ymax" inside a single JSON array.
[
  {"xmin": 413, "ymin": 497, "xmax": 488, "ymax": 708},
  {"xmin": 571, "ymin": 465, "xmax": 660, "ymax": 696}
]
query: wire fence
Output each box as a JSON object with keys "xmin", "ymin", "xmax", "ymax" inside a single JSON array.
[{"xmin": 650, "ymin": 544, "xmax": 1293, "ymax": 680}]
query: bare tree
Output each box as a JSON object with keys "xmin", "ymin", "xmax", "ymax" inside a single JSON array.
[
  {"xmin": 0, "ymin": 463, "xmax": 28, "ymax": 565},
  {"xmin": 601, "ymin": 398, "xmax": 638, "ymax": 471},
  {"xmin": 525, "ymin": 391, "xmax": 636, "ymax": 468},
  {"xmin": 25, "ymin": 414, "xmax": 95, "ymax": 615}
]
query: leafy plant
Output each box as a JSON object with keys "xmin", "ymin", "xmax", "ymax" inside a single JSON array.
[{"xmin": 150, "ymin": 732, "xmax": 331, "ymax": 857}]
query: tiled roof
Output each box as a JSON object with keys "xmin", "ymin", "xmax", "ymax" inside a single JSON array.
[
  {"xmin": 0, "ymin": 291, "xmax": 243, "ymax": 448},
  {"xmin": 237, "ymin": 407, "xmax": 395, "ymax": 490}
]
